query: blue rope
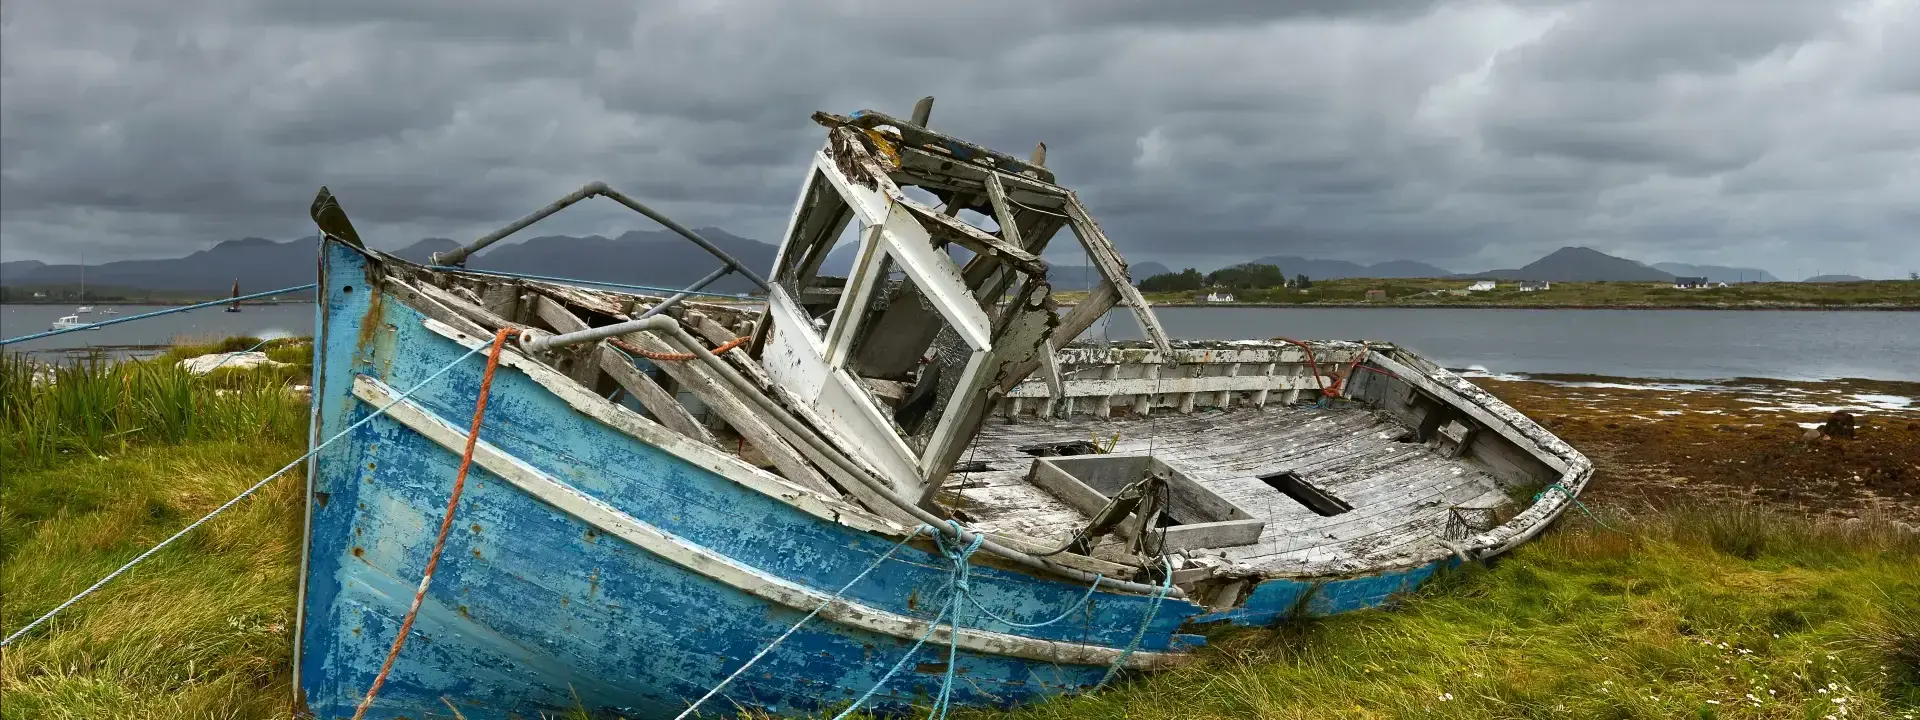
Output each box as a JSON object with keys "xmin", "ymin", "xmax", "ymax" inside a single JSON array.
[
  {"xmin": 1095, "ymin": 557, "xmax": 1175, "ymax": 689},
  {"xmin": 831, "ymin": 520, "xmax": 1159, "ymax": 719},
  {"xmin": 928, "ymin": 522, "xmax": 988, "ymax": 720},
  {"xmin": 0, "ymin": 340, "xmax": 490, "ymax": 648},
  {"xmin": 1534, "ymin": 482, "xmax": 1627, "ymax": 535},
  {"xmin": 830, "ymin": 522, "xmax": 988, "ymax": 720},
  {"xmin": 831, "ymin": 604, "xmax": 952, "ymax": 720},
  {"xmin": 674, "ymin": 526, "xmax": 930, "ymax": 720},
  {"xmin": 425, "ymin": 266, "xmax": 758, "ymax": 300},
  {"xmin": 0, "ymin": 284, "xmax": 317, "ymax": 346},
  {"xmin": 960, "ymin": 574, "xmax": 1104, "ymax": 629}
]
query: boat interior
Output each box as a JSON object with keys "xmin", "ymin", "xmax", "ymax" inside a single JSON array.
[{"xmin": 311, "ymin": 97, "xmax": 1577, "ymax": 603}]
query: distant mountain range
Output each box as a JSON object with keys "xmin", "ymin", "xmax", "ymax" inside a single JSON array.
[
  {"xmin": 1460, "ymin": 246, "xmax": 1676, "ymax": 282},
  {"xmin": 0, "ymin": 232, "xmax": 1839, "ymax": 299},
  {"xmin": 386, "ymin": 228, "xmax": 776, "ymax": 294},
  {"xmin": 1, "ymin": 229, "xmax": 781, "ymax": 297},
  {"xmin": 1652, "ymin": 262, "xmax": 1779, "ymax": 283},
  {"xmin": 1802, "ymin": 274, "xmax": 1867, "ymax": 282},
  {"xmin": 1244, "ymin": 256, "xmax": 1455, "ymax": 280},
  {"xmin": 814, "ymin": 242, "xmax": 1170, "ymax": 291}
]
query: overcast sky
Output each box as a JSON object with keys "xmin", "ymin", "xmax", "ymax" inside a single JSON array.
[{"xmin": 3, "ymin": 0, "xmax": 1916, "ymax": 279}]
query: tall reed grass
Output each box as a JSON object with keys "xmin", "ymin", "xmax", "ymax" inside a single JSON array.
[{"xmin": 0, "ymin": 338, "xmax": 310, "ymax": 469}]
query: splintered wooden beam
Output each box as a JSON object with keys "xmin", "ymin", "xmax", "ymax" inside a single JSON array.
[
  {"xmin": 598, "ymin": 351, "xmax": 720, "ymax": 447},
  {"xmin": 530, "ymin": 295, "xmax": 609, "ymax": 388},
  {"xmin": 684, "ymin": 312, "xmax": 923, "ymax": 526},
  {"xmin": 1054, "ymin": 280, "xmax": 1120, "ymax": 350},
  {"xmin": 1060, "ymin": 193, "xmax": 1173, "ymax": 355},
  {"xmin": 615, "ymin": 328, "xmax": 842, "ymax": 498},
  {"xmin": 982, "ymin": 172, "xmax": 1022, "ymax": 250},
  {"xmin": 898, "ymin": 201, "xmax": 1045, "ymax": 276},
  {"xmin": 526, "ymin": 296, "xmax": 720, "ymax": 447},
  {"xmin": 412, "ymin": 278, "xmax": 519, "ymax": 331}
]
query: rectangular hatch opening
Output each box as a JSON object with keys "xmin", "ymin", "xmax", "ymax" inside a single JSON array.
[
  {"xmin": 1259, "ymin": 471, "xmax": 1353, "ymax": 517},
  {"xmin": 1026, "ymin": 455, "xmax": 1266, "ymax": 551}
]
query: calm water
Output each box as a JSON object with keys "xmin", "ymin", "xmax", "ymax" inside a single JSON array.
[
  {"xmin": 1, "ymin": 303, "xmax": 317, "ymax": 361},
  {"xmin": 5, "ymin": 302, "xmax": 1914, "ymax": 381},
  {"xmin": 1082, "ymin": 307, "xmax": 1920, "ymax": 382}
]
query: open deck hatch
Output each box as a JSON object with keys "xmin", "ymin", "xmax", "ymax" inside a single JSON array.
[
  {"xmin": 1257, "ymin": 470, "xmax": 1354, "ymax": 517},
  {"xmin": 1027, "ymin": 454, "xmax": 1265, "ymax": 552}
]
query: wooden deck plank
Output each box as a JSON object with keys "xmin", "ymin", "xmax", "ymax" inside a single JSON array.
[{"xmin": 961, "ymin": 402, "xmax": 1510, "ymax": 574}]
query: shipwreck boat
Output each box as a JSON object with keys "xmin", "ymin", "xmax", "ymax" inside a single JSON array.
[{"xmin": 296, "ymin": 98, "xmax": 1592, "ymax": 719}]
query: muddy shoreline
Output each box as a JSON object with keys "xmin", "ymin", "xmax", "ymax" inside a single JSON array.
[{"xmin": 1469, "ymin": 373, "xmax": 1920, "ymax": 522}]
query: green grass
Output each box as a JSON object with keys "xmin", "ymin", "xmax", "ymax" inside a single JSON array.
[
  {"xmin": 1098, "ymin": 278, "xmax": 1920, "ymax": 309},
  {"xmin": 0, "ymin": 338, "xmax": 310, "ymax": 468},
  {"xmin": 0, "ymin": 441, "xmax": 305, "ymax": 720},
  {"xmin": 971, "ymin": 511, "xmax": 1920, "ymax": 720},
  {"xmin": 2, "ymin": 339, "xmax": 1916, "ymax": 719}
]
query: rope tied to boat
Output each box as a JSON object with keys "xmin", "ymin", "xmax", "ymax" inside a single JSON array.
[
  {"xmin": 0, "ymin": 334, "xmax": 499, "ymax": 649},
  {"xmin": 607, "ymin": 335, "xmax": 746, "ymax": 362},
  {"xmin": 671, "ymin": 528, "xmax": 931, "ymax": 720},
  {"xmin": 1274, "ymin": 338, "xmax": 1402, "ymax": 405},
  {"xmin": 1534, "ymin": 482, "xmax": 1628, "ymax": 536},
  {"xmin": 352, "ymin": 327, "xmax": 513, "ymax": 720}
]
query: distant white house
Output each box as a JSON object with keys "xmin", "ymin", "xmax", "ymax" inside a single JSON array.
[
  {"xmin": 1467, "ymin": 280, "xmax": 1497, "ymax": 292},
  {"xmin": 1673, "ymin": 276, "xmax": 1710, "ymax": 289},
  {"xmin": 1204, "ymin": 290, "xmax": 1236, "ymax": 303},
  {"xmin": 1518, "ymin": 280, "xmax": 1550, "ymax": 292}
]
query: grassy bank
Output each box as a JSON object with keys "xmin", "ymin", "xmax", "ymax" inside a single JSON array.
[
  {"xmin": 978, "ymin": 511, "xmax": 1919, "ymax": 719},
  {"xmin": 1057, "ymin": 278, "xmax": 1920, "ymax": 309},
  {"xmin": 0, "ymin": 337, "xmax": 310, "ymax": 469},
  {"xmin": 1, "ymin": 345, "xmax": 1915, "ymax": 719}
]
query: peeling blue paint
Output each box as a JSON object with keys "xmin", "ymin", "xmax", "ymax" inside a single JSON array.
[
  {"xmin": 297, "ymin": 242, "xmax": 1202, "ymax": 719},
  {"xmin": 1191, "ymin": 562, "xmax": 1452, "ymax": 627}
]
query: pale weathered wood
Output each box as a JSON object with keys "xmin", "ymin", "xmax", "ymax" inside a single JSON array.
[
  {"xmin": 982, "ymin": 172, "xmax": 1022, "ymax": 251},
  {"xmin": 1059, "ymin": 194, "xmax": 1172, "ymax": 355},
  {"xmin": 411, "ymin": 279, "xmax": 518, "ymax": 331},
  {"xmin": 599, "ymin": 352, "xmax": 719, "ymax": 447},
  {"xmin": 528, "ymin": 295, "xmax": 715, "ymax": 445},
  {"xmin": 530, "ymin": 295, "xmax": 608, "ymax": 388},
  {"xmin": 952, "ymin": 400, "xmax": 1516, "ymax": 577},
  {"xmin": 618, "ymin": 328, "xmax": 841, "ymax": 498}
]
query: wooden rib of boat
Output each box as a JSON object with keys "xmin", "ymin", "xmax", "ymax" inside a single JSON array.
[{"xmin": 296, "ymin": 98, "xmax": 1592, "ymax": 719}]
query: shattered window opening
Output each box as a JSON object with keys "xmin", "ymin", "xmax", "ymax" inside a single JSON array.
[{"xmin": 773, "ymin": 168, "xmax": 865, "ymax": 341}]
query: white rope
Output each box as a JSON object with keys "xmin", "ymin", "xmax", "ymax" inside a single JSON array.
[
  {"xmin": 672, "ymin": 528, "xmax": 927, "ymax": 720},
  {"xmin": 0, "ymin": 342, "xmax": 490, "ymax": 648}
]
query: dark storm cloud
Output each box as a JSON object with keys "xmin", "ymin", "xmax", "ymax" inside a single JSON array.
[{"xmin": 2, "ymin": 0, "xmax": 1915, "ymax": 278}]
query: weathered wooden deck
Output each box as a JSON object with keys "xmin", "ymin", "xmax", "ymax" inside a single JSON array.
[{"xmin": 952, "ymin": 403, "xmax": 1514, "ymax": 577}]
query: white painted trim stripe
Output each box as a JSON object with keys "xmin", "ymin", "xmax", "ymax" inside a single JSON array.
[{"xmin": 349, "ymin": 375, "xmax": 1183, "ymax": 670}]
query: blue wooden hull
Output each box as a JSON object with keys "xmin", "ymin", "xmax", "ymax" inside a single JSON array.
[{"xmin": 296, "ymin": 241, "xmax": 1205, "ymax": 718}]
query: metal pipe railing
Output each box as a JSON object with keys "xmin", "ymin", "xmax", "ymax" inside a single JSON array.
[
  {"xmin": 430, "ymin": 183, "xmax": 607, "ymax": 267},
  {"xmin": 637, "ymin": 265, "xmax": 733, "ymax": 320},
  {"xmin": 424, "ymin": 266, "xmax": 754, "ymax": 300},
  {"xmin": 431, "ymin": 182, "xmax": 772, "ymax": 294},
  {"xmin": 595, "ymin": 187, "xmax": 772, "ymax": 291}
]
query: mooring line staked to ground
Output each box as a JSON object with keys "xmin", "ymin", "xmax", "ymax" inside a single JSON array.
[{"xmin": 0, "ymin": 340, "xmax": 492, "ymax": 649}]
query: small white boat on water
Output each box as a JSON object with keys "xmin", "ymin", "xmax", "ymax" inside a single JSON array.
[
  {"xmin": 74, "ymin": 305, "xmax": 95, "ymax": 314},
  {"xmin": 50, "ymin": 315, "xmax": 94, "ymax": 331},
  {"xmin": 102, "ymin": 307, "xmax": 120, "ymax": 315}
]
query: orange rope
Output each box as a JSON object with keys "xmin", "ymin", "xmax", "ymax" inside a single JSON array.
[
  {"xmin": 1275, "ymin": 338, "xmax": 1400, "ymax": 397},
  {"xmin": 351, "ymin": 327, "xmax": 512, "ymax": 720},
  {"xmin": 609, "ymin": 335, "xmax": 747, "ymax": 362},
  {"xmin": 1274, "ymin": 337, "xmax": 1337, "ymax": 397}
]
